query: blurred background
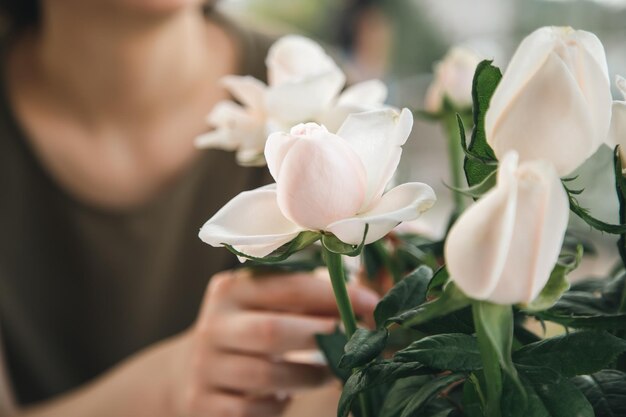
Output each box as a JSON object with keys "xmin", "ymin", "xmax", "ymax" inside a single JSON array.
[{"xmin": 220, "ymin": 0, "xmax": 626, "ymax": 277}]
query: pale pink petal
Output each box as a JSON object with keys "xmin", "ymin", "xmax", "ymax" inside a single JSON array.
[
  {"xmin": 222, "ymin": 75, "xmax": 267, "ymax": 110},
  {"xmin": 276, "ymin": 133, "xmax": 368, "ymax": 231},
  {"xmin": 488, "ymin": 160, "xmax": 569, "ymax": 304},
  {"xmin": 198, "ymin": 186, "xmax": 302, "ymax": 259},
  {"xmin": 265, "ymin": 125, "xmax": 326, "ymax": 183},
  {"xmin": 488, "ymin": 52, "xmax": 596, "ymax": 176},
  {"xmin": 486, "ymin": 27, "xmax": 557, "ymax": 136},
  {"xmin": 195, "ymin": 129, "xmax": 238, "ymax": 150},
  {"xmin": 445, "ymin": 152, "xmax": 519, "ymax": 300},
  {"xmin": 266, "ymin": 35, "xmax": 341, "ymax": 86},
  {"xmin": 264, "ymin": 71, "xmax": 346, "ymax": 125},
  {"xmin": 337, "ymin": 80, "xmax": 387, "ymax": 107},
  {"xmin": 336, "ymin": 108, "xmax": 413, "ymax": 210},
  {"xmin": 326, "ymin": 182, "xmax": 436, "ymax": 245},
  {"xmin": 574, "ymin": 42, "xmax": 612, "ymax": 149}
]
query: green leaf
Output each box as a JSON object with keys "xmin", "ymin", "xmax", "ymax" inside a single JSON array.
[
  {"xmin": 223, "ymin": 231, "xmax": 320, "ymax": 262},
  {"xmin": 321, "ymin": 225, "xmax": 369, "ymax": 256},
  {"xmin": 464, "ymin": 60, "xmax": 501, "ymax": 187},
  {"xmin": 379, "ymin": 376, "xmax": 432, "ymax": 417},
  {"xmin": 531, "ymin": 309, "xmax": 626, "ymax": 329},
  {"xmin": 533, "ymin": 378, "xmax": 594, "ymax": 417},
  {"xmin": 513, "ymin": 331, "xmax": 626, "ymax": 377},
  {"xmin": 338, "ymin": 361, "xmax": 429, "ymax": 417},
  {"xmin": 315, "ymin": 326, "xmax": 350, "ymax": 382},
  {"xmin": 501, "ymin": 372, "xmax": 593, "ymax": 417},
  {"xmin": 393, "ymin": 333, "xmax": 481, "ymax": 371},
  {"xmin": 417, "ymin": 307, "xmax": 474, "ymax": 335},
  {"xmin": 339, "ymin": 328, "xmax": 389, "ymax": 369},
  {"xmin": 524, "ymin": 246, "xmax": 583, "ymax": 312},
  {"xmin": 568, "ymin": 193, "xmax": 626, "ymax": 234},
  {"xmin": 426, "ymin": 266, "xmax": 450, "ymax": 298},
  {"xmin": 374, "ymin": 265, "xmax": 432, "ymax": 327},
  {"xmin": 398, "ymin": 373, "xmax": 466, "ymax": 417},
  {"xmin": 389, "ymin": 282, "xmax": 470, "ymax": 328},
  {"xmin": 572, "ymin": 370, "xmax": 626, "ymax": 417}
]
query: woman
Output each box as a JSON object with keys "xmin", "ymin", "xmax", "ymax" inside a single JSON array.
[{"xmin": 0, "ymin": 0, "xmax": 379, "ymax": 415}]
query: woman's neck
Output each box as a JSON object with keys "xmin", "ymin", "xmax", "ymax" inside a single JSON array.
[{"xmin": 34, "ymin": 1, "xmax": 235, "ymax": 129}]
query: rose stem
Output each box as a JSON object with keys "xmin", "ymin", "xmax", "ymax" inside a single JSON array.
[
  {"xmin": 443, "ymin": 112, "xmax": 467, "ymax": 214},
  {"xmin": 322, "ymin": 248, "xmax": 370, "ymax": 417}
]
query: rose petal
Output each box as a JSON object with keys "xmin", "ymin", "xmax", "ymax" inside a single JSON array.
[
  {"xmin": 488, "ymin": 159, "xmax": 569, "ymax": 304},
  {"xmin": 487, "ymin": 51, "xmax": 596, "ymax": 176},
  {"xmin": 336, "ymin": 108, "xmax": 413, "ymax": 210},
  {"xmin": 486, "ymin": 27, "xmax": 557, "ymax": 130},
  {"xmin": 266, "ymin": 35, "xmax": 341, "ymax": 86},
  {"xmin": 264, "ymin": 70, "xmax": 346, "ymax": 125},
  {"xmin": 445, "ymin": 152, "xmax": 519, "ymax": 300},
  {"xmin": 337, "ymin": 79, "xmax": 388, "ymax": 107},
  {"xmin": 275, "ymin": 132, "xmax": 368, "ymax": 231},
  {"xmin": 611, "ymin": 101, "xmax": 626, "ymax": 144},
  {"xmin": 326, "ymin": 182, "xmax": 436, "ymax": 245},
  {"xmin": 221, "ymin": 75, "xmax": 267, "ymax": 110},
  {"xmin": 198, "ymin": 186, "xmax": 302, "ymax": 259}
]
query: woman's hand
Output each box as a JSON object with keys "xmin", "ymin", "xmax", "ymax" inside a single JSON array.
[
  {"xmin": 7, "ymin": 269, "xmax": 378, "ymax": 417},
  {"xmin": 171, "ymin": 269, "xmax": 379, "ymax": 417}
]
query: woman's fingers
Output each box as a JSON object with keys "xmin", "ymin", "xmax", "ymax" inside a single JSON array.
[
  {"xmin": 209, "ymin": 311, "xmax": 336, "ymax": 354},
  {"xmin": 202, "ymin": 270, "xmax": 380, "ymax": 317},
  {"xmin": 206, "ymin": 353, "xmax": 330, "ymax": 394}
]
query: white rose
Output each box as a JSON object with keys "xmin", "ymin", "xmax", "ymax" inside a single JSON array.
[
  {"xmin": 424, "ymin": 46, "xmax": 482, "ymax": 113},
  {"xmin": 196, "ymin": 35, "xmax": 387, "ymax": 166},
  {"xmin": 444, "ymin": 151, "xmax": 569, "ymax": 305},
  {"xmin": 199, "ymin": 108, "xmax": 436, "ymax": 258},
  {"xmin": 486, "ymin": 26, "xmax": 612, "ymax": 176}
]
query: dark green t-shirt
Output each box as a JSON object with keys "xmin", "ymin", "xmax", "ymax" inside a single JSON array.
[{"xmin": 0, "ymin": 15, "xmax": 272, "ymax": 405}]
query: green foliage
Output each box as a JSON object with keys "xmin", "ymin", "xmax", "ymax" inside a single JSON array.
[
  {"xmin": 374, "ymin": 265, "xmax": 432, "ymax": 327},
  {"xmin": 463, "ymin": 60, "xmax": 501, "ymax": 188},
  {"xmin": 524, "ymin": 245, "xmax": 582, "ymax": 312},
  {"xmin": 614, "ymin": 146, "xmax": 626, "ymax": 269},
  {"xmin": 501, "ymin": 373, "xmax": 593, "ymax": 417},
  {"xmin": 389, "ymin": 281, "xmax": 470, "ymax": 328},
  {"xmin": 338, "ymin": 361, "xmax": 429, "ymax": 417},
  {"xmin": 315, "ymin": 326, "xmax": 350, "ymax": 382},
  {"xmin": 393, "ymin": 333, "xmax": 481, "ymax": 371},
  {"xmin": 513, "ymin": 331, "xmax": 626, "ymax": 377},
  {"xmin": 339, "ymin": 328, "xmax": 389, "ymax": 370},
  {"xmin": 572, "ymin": 370, "xmax": 626, "ymax": 417},
  {"xmin": 398, "ymin": 373, "xmax": 465, "ymax": 417},
  {"xmin": 568, "ymin": 193, "xmax": 626, "ymax": 234}
]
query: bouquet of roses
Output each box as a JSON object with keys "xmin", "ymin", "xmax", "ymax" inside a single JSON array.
[{"xmin": 197, "ymin": 26, "xmax": 626, "ymax": 417}]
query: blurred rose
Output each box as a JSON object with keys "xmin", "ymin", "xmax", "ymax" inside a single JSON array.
[
  {"xmin": 486, "ymin": 26, "xmax": 612, "ymax": 176},
  {"xmin": 424, "ymin": 46, "xmax": 482, "ymax": 113},
  {"xmin": 196, "ymin": 35, "xmax": 387, "ymax": 166},
  {"xmin": 199, "ymin": 108, "xmax": 436, "ymax": 258},
  {"xmin": 444, "ymin": 151, "xmax": 569, "ymax": 305}
]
